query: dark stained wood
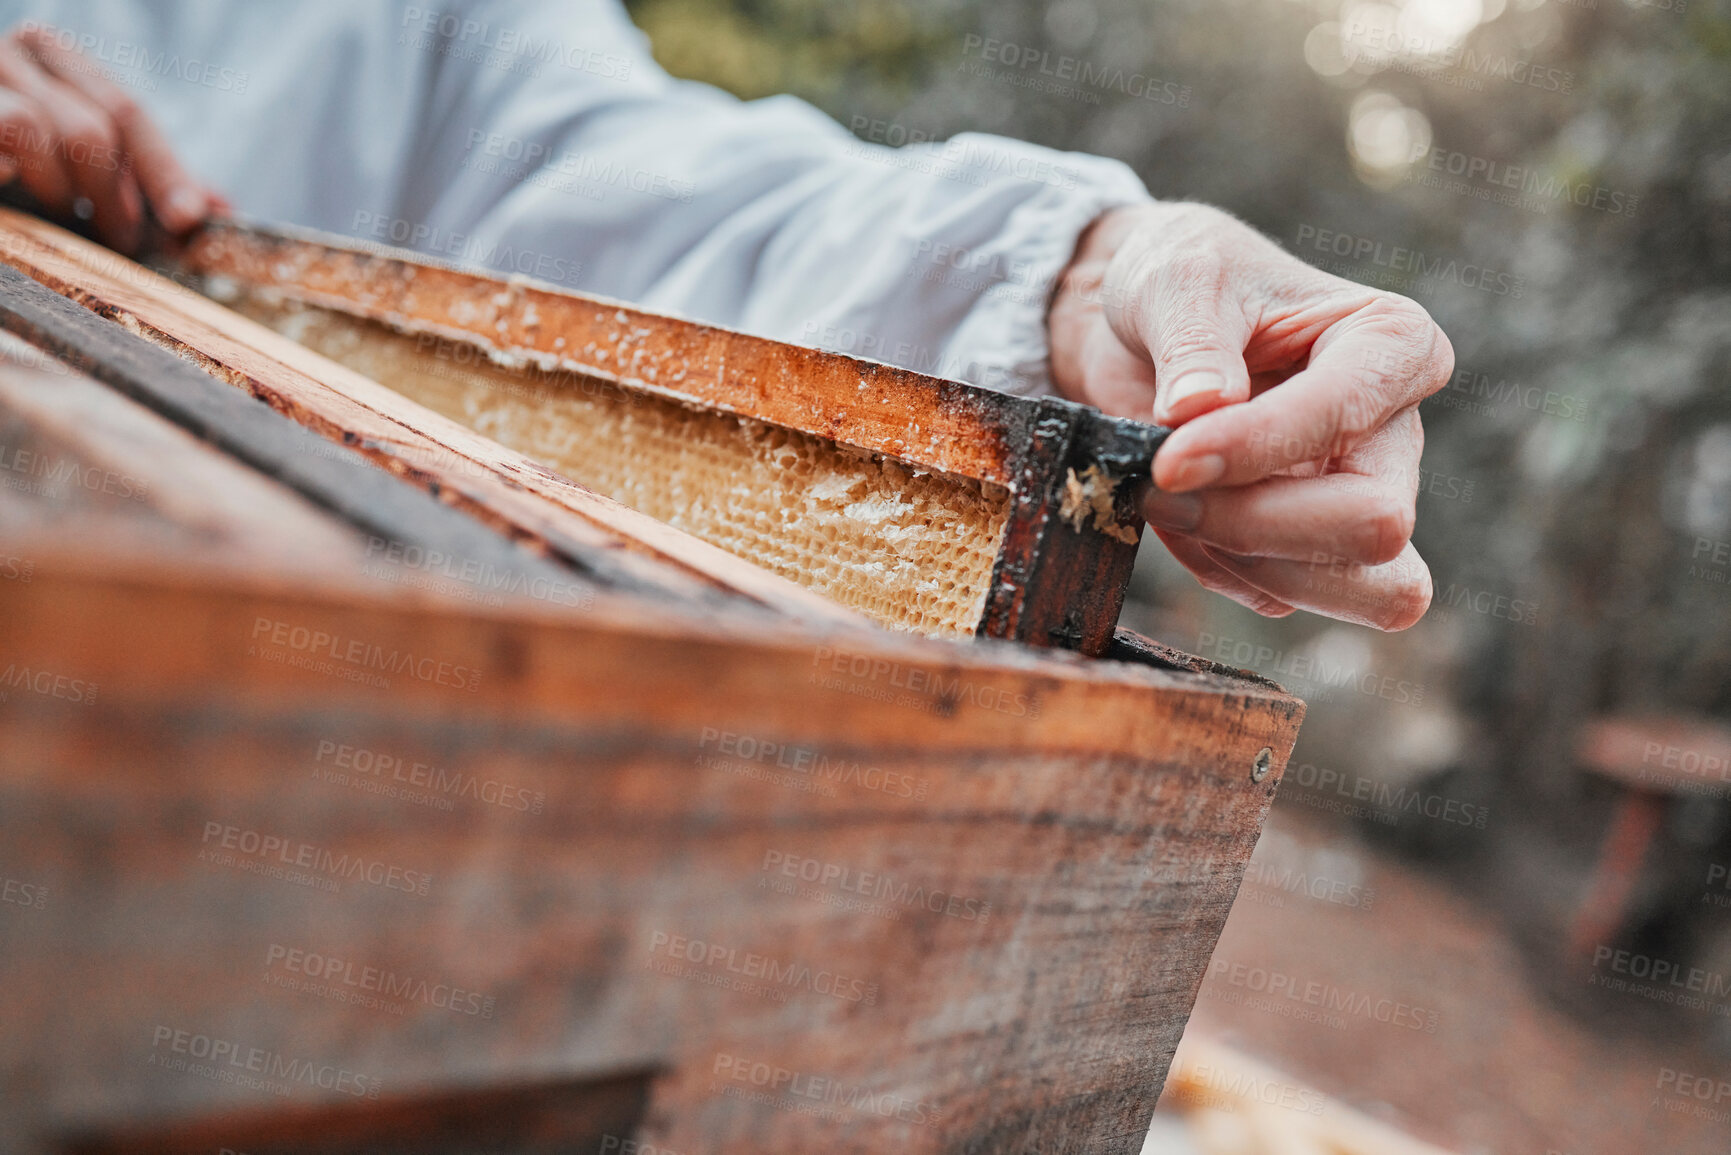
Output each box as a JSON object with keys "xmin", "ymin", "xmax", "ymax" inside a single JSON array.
[
  {"xmin": 1108, "ymin": 628, "xmax": 1287, "ymax": 691},
  {"xmin": 57, "ymin": 1070, "xmax": 657, "ymax": 1155},
  {"xmin": 980, "ymin": 404, "xmax": 1168, "ymax": 654},
  {"xmin": 0, "ymin": 258, "xmax": 640, "ymax": 605},
  {"xmin": 0, "ymin": 330, "xmax": 367, "ymax": 565}
]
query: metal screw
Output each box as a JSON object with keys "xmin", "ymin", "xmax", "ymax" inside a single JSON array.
[{"xmin": 1251, "ymin": 747, "xmax": 1273, "ymax": 783}]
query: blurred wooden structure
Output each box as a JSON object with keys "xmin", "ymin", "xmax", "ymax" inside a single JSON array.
[
  {"xmin": 0, "ymin": 211, "xmax": 1302, "ymax": 1154},
  {"xmin": 1568, "ymin": 714, "xmax": 1731, "ymax": 959}
]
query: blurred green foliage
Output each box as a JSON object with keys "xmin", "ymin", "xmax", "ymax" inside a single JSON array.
[{"xmin": 626, "ymin": 0, "xmax": 954, "ymax": 103}]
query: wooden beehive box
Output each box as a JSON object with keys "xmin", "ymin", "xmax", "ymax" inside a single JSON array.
[{"xmin": 0, "ymin": 210, "xmax": 1303, "ymax": 1154}]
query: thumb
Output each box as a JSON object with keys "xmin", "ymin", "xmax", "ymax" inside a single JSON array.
[
  {"xmin": 1146, "ymin": 287, "xmax": 1253, "ymax": 427},
  {"xmin": 1105, "ymin": 255, "xmax": 1253, "ymax": 427}
]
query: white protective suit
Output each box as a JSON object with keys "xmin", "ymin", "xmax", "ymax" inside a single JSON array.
[{"xmin": 0, "ymin": 0, "xmax": 1152, "ymax": 395}]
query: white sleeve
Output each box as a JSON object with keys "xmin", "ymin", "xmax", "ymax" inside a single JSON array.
[
  {"xmin": 392, "ymin": 1, "xmax": 1152, "ymax": 397},
  {"xmin": 0, "ymin": 0, "xmax": 1153, "ymax": 396}
]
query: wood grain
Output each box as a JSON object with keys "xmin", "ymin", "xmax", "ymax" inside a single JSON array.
[
  {"xmin": 0, "ymin": 209, "xmax": 861, "ymax": 627},
  {"xmin": 0, "ymin": 330, "xmax": 367, "ymax": 565},
  {"xmin": 184, "ymin": 219, "xmax": 1167, "ymax": 491},
  {"xmin": 0, "ymin": 549, "xmax": 1300, "ymax": 1154}
]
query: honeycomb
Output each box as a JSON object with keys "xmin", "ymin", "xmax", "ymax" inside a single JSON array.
[{"xmin": 237, "ymin": 297, "xmax": 1013, "ymax": 636}]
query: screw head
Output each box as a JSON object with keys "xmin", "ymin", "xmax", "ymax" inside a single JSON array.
[{"xmin": 1251, "ymin": 747, "xmax": 1273, "ymax": 783}]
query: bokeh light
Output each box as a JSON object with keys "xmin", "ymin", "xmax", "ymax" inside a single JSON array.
[
  {"xmin": 1399, "ymin": 0, "xmax": 1485, "ymax": 50},
  {"xmin": 1347, "ymin": 89, "xmax": 1432, "ymax": 186}
]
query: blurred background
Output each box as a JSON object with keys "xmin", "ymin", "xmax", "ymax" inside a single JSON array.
[{"xmin": 623, "ymin": 0, "xmax": 1731, "ymax": 1150}]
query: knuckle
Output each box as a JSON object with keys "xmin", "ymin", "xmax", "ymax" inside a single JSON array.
[
  {"xmin": 1368, "ymin": 292, "xmax": 1453, "ymax": 395},
  {"xmin": 1100, "ymin": 245, "xmax": 1159, "ymax": 337},
  {"xmin": 1195, "ymin": 569, "xmax": 1241, "ymax": 598},
  {"xmin": 1159, "ymin": 201, "xmax": 1242, "ymax": 252},
  {"xmin": 1366, "ymin": 291, "xmax": 1430, "ymax": 332},
  {"xmin": 1397, "ymin": 407, "xmax": 1425, "ymax": 459},
  {"xmin": 1157, "ymin": 249, "xmax": 1229, "ymax": 299},
  {"xmin": 1209, "ymin": 525, "xmax": 1254, "ymax": 558},
  {"xmin": 0, "ymin": 101, "xmax": 30, "ymax": 131},
  {"xmin": 1102, "ymin": 261, "xmax": 1154, "ymax": 330},
  {"xmin": 1330, "ymin": 388, "xmax": 1382, "ymax": 451},
  {"xmin": 1156, "ymin": 315, "xmax": 1231, "ymax": 367},
  {"xmin": 103, "ymin": 91, "xmax": 143, "ymax": 133},
  {"xmin": 61, "ymin": 111, "xmax": 115, "ymax": 155},
  {"xmin": 1425, "ymin": 326, "xmax": 1457, "ymax": 396},
  {"xmin": 0, "ymin": 102, "xmax": 49, "ymax": 147},
  {"xmin": 1191, "ymin": 564, "xmax": 1259, "ymax": 607},
  {"xmin": 1358, "ymin": 492, "xmax": 1415, "ymax": 564}
]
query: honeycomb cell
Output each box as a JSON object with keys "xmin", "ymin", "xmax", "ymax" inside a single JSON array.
[{"xmin": 245, "ymin": 299, "xmax": 1013, "ymax": 636}]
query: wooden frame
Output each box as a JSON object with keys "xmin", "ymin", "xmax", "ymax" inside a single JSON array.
[{"xmin": 179, "ymin": 220, "xmax": 1170, "ymax": 654}]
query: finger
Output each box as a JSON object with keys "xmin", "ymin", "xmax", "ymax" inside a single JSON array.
[
  {"xmin": 1140, "ymin": 472, "xmax": 1415, "ymax": 566},
  {"xmin": 1104, "ymin": 245, "xmax": 1254, "ymax": 428},
  {"xmin": 1200, "ymin": 540, "xmax": 1433, "ymax": 631},
  {"xmin": 1154, "ymin": 295, "xmax": 1451, "ymax": 492},
  {"xmin": 0, "ymin": 74, "xmax": 74, "ymax": 210},
  {"xmin": 16, "ymin": 26, "xmax": 210, "ymax": 232},
  {"xmin": 1346, "ymin": 404, "xmax": 1425, "ymax": 496},
  {"xmin": 1154, "ymin": 527, "xmax": 1296, "ymax": 619},
  {"xmin": 0, "ymin": 38, "xmax": 137, "ymax": 249},
  {"xmin": 1076, "ymin": 318, "xmax": 1159, "ymax": 419},
  {"xmin": 1143, "ymin": 408, "xmax": 1422, "ymax": 563}
]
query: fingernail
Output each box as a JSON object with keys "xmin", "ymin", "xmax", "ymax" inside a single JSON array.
[
  {"xmin": 1139, "ymin": 489, "xmax": 1202, "ymax": 532},
  {"xmin": 165, "ymin": 186, "xmax": 206, "ymax": 230},
  {"xmin": 1164, "ymin": 452, "xmax": 1225, "ymax": 493},
  {"xmin": 1160, "ymin": 371, "xmax": 1225, "ymax": 420}
]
